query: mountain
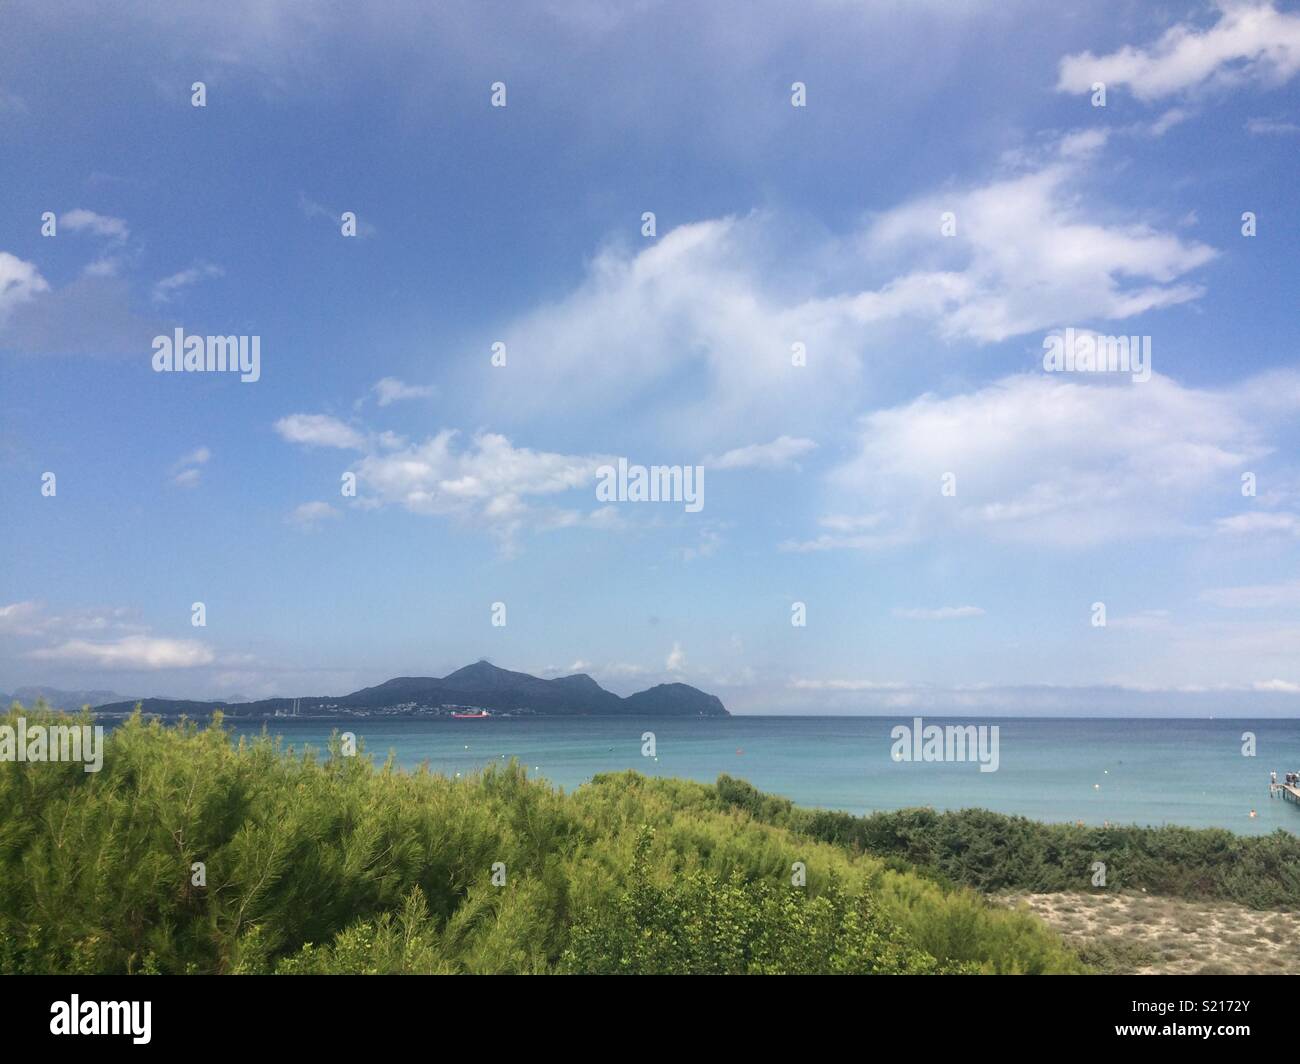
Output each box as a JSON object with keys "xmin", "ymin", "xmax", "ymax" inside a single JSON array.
[
  {"xmin": 90, "ymin": 661, "xmax": 729, "ymax": 718},
  {"xmin": 624, "ymin": 683, "xmax": 727, "ymax": 718},
  {"xmin": 3, "ymin": 686, "xmax": 131, "ymax": 711}
]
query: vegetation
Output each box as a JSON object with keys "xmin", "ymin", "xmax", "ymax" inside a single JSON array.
[
  {"xmin": 0, "ymin": 706, "xmax": 1084, "ymax": 975},
  {"xmin": 713, "ymin": 775, "xmax": 1300, "ymax": 910}
]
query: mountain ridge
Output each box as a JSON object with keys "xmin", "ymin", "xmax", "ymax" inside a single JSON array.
[
  {"xmin": 90, "ymin": 661, "xmax": 729, "ymax": 718},
  {"xmin": 2, "ymin": 686, "xmax": 130, "ymax": 711}
]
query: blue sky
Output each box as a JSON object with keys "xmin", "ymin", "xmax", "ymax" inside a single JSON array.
[{"xmin": 2, "ymin": 0, "xmax": 1299, "ymax": 714}]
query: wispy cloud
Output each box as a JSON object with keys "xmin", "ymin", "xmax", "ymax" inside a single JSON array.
[
  {"xmin": 59, "ymin": 208, "xmax": 129, "ymax": 240},
  {"xmin": 708, "ymin": 435, "xmax": 816, "ymax": 471},
  {"xmin": 29, "ymin": 636, "xmax": 214, "ymax": 669},
  {"xmin": 1246, "ymin": 115, "xmax": 1300, "ymax": 134},
  {"xmin": 372, "ymin": 377, "xmax": 435, "ymax": 406},
  {"xmin": 152, "ymin": 262, "xmax": 223, "ymax": 303},
  {"xmin": 170, "ymin": 446, "xmax": 211, "ymax": 488},
  {"xmin": 801, "ymin": 369, "xmax": 1295, "ymax": 549},
  {"xmin": 274, "ymin": 414, "xmax": 367, "ymax": 450},
  {"xmin": 1057, "ymin": 2, "xmax": 1300, "ymax": 102}
]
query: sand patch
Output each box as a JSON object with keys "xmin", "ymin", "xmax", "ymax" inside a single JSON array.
[{"xmin": 999, "ymin": 890, "xmax": 1300, "ymax": 975}]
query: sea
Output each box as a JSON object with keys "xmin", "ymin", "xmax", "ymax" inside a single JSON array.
[{"xmin": 225, "ymin": 715, "xmax": 1300, "ymax": 836}]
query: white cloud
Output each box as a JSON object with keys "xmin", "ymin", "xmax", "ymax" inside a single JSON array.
[
  {"xmin": 1057, "ymin": 2, "xmax": 1300, "ymax": 102},
  {"xmin": 0, "ymin": 602, "xmax": 148, "ymax": 639},
  {"xmin": 353, "ymin": 430, "xmax": 605, "ymax": 522},
  {"xmin": 892, "ymin": 606, "xmax": 986, "ymax": 620},
  {"xmin": 274, "ymin": 413, "xmax": 367, "ymax": 450},
  {"xmin": 1252, "ymin": 679, "xmax": 1300, "ymax": 693},
  {"xmin": 273, "ymin": 426, "xmax": 618, "ymax": 550},
  {"xmin": 708, "ymin": 435, "xmax": 816, "ymax": 471},
  {"xmin": 666, "ymin": 642, "xmax": 686, "ymax": 672},
  {"xmin": 373, "ymin": 377, "xmax": 435, "ymax": 406},
  {"xmin": 152, "ymin": 262, "xmax": 223, "ymax": 303},
  {"xmin": 0, "ymin": 601, "xmax": 44, "ymax": 635},
  {"xmin": 808, "ymin": 370, "xmax": 1293, "ymax": 549},
  {"xmin": 29, "ymin": 636, "xmax": 214, "ymax": 669},
  {"xmin": 483, "ymin": 136, "xmax": 1214, "ymax": 446},
  {"xmin": 60, "ymin": 209, "xmax": 129, "ymax": 240},
  {"xmin": 1149, "ymin": 107, "xmax": 1193, "ymax": 135},
  {"xmin": 1214, "ymin": 511, "xmax": 1300, "ymax": 536},
  {"xmin": 858, "ymin": 143, "xmax": 1216, "ymax": 342},
  {"xmin": 171, "ymin": 446, "xmax": 211, "ymax": 487},
  {"xmin": 485, "ymin": 216, "xmax": 863, "ymax": 439},
  {"xmin": 0, "ymin": 251, "xmax": 50, "ymax": 323}
]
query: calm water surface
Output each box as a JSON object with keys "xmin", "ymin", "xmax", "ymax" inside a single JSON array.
[{"xmin": 221, "ymin": 716, "xmax": 1300, "ymax": 835}]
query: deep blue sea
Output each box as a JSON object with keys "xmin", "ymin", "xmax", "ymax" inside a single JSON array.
[{"xmin": 225, "ymin": 716, "xmax": 1300, "ymax": 836}]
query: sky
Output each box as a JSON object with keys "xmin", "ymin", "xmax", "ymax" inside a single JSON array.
[{"xmin": 1, "ymin": 0, "xmax": 1299, "ymax": 715}]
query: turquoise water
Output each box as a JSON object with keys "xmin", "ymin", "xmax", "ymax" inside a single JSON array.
[{"xmin": 226, "ymin": 716, "xmax": 1300, "ymax": 836}]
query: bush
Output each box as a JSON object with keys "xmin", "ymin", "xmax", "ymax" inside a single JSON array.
[
  {"xmin": 0, "ymin": 706, "xmax": 1085, "ymax": 974},
  {"xmin": 713, "ymin": 775, "xmax": 1300, "ymax": 910},
  {"xmin": 562, "ymin": 827, "xmax": 969, "ymax": 974}
]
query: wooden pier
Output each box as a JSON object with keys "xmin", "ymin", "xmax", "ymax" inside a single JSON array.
[{"xmin": 1269, "ymin": 781, "xmax": 1300, "ymax": 805}]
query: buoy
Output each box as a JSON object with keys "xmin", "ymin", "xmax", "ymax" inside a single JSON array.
[{"xmin": 1093, "ymin": 783, "xmax": 1100, "ymax": 790}]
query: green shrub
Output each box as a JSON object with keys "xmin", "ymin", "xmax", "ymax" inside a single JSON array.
[
  {"xmin": 714, "ymin": 774, "xmax": 1300, "ymax": 910},
  {"xmin": 561, "ymin": 827, "xmax": 968, "ymax": 974},
  {"xmin": 0, "ymin": 706, "xmax": 1086, "ymax": 974}
]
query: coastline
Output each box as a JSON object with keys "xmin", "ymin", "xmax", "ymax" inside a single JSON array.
[{"xmin": 3, "ymin": 705, "xmax": 1296, "ymax": 977}]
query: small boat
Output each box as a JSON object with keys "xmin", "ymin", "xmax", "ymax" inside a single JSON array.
[{"xmin": 452, "ymin": 709, "xmax": 490, "ymax": 719}]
